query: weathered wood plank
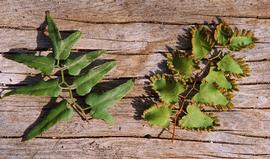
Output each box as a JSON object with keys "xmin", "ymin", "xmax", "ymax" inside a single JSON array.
[
  {"xmin": 1, "ymin": 53, "xmax": 270, "ymax": 84},
  {"xmin": 0, "ymin": 22, "xmax": 269, "ymax": 54},
  {"xmin": 1, "ymin": 0, "xmax": 270, "ymax": 158},
  {"xmin": 1, "ymin": 137, "xmax": 270, "ymax": 159},
  {"xmin": 0, "ymin": 0, "xmax": 270, "ymax": 26},
  {"xmin": 0, "ymin": 84, "xmax": 270, "ymax": 138}
]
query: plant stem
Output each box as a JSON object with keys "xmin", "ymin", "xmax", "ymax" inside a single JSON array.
[
  {"xmin": 56, "ymin": 59, "xmax": 60, "ymax": 67},
  {"xmin": 58, "ymin": 64, "xmax": 90, "ymax": 121},
  {"xmin": 172, "ymin": 48, "xmax": 224, "ymax": 141}
]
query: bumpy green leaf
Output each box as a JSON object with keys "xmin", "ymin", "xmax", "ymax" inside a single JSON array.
[
  {"xmin": 23, "ymin": 100, "xmax": 73, "ymax": 141},
  {"xmin": 229, "ymin": 28, "xmax": 256, "ymax": 51},
  {"xmin": 73, "ymin": 61, "xmax": 116, "ymax": 96},
  {"xmin": 143, "ymin": 104, "xmax": 172, "ymax": 128},
  {"xmin": 65, "ymin": 50, "xmax": 105, "ymax": 76},
  {"xmin": 150, "ymin": 75, "xmax": 185, "ymax": 104},
  {"xmin": 167, "ymin": 52, "xmax": 195, "ymax": 80},
  {"xmin": 192, "ymin": 27, "xmax": 214, "ymax": 60},
  {"xmin": 5, "ymin": 54, "xmax": 55, "ymax": 75},
  {"xmin": 179, "ymin": 104, "xmax": 215, "ymax": 129},
  {"xmin": 4, "ymin": 79, "xmax": 61, "ymax": 97},
  {"xmin": 193, "ymin": 82, "xmax": 229, "ymax": 107},
  {"xmin": 46, "ymin": 13, "xmax": 81, "ymax": 60},
  {"xmin": 204, "ymin": 67, "xmax": 232, "ymax": 89},
  {"xmin": 85, "ymin": 80, "xmax": 134, "ymax": 123},
  {"xmin": 217, "ymin": 54, "xmax": 244, "ymax": 75},
  {"xmin": 214, "ymin": 22, "xmax": 232, "ymax": 45}
]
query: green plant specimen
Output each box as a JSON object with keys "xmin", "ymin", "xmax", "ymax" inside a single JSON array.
[
  {"xmin": 143, "ymin": 20, "xmax": 256, "ymax": 139},
  {"xmin": 2, "ymin": 12, "xmax": 134, "ymax": 141}
]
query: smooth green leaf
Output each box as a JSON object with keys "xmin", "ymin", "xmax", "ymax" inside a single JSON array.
[
  {"xmin": 23, "ymin": 100, "xmax": 73, "ymax": 141},
  {"xmin": 73, "ymin": 61, "xmax": 116, "ymax": 96},
  {"xmin": 192, "ymin": 27, "xmax": 214, "ymax": 60},
  {"xmin": 150, "ymin": 75, "xmax": 186, "ymax": 104},
  {"xmin": 60, "ymin": 31, "xmax": 81, "ymax": 60},
  {"xmin": 229, "ymin": 29, "xmax": 256, "ymax": 51},
  {"xmin": 85, "ymin": 80, "xmax": 134, "ymax": 123},
  {"xmin": 5, "ymin": 54, "xmax": 55, "ymax": 75},
  {"xmin": 46, "ymin": 13, "xmax": 62, "ymax": 60},
  {"xmin": 143, "ymin": 104, "xmax": 172, "ymax": 128},
  {"xmin": 167, "ymin": 53, "xmax": 194, "ymax": 80},
  {"xmin": 217, "ymin": 54, "xmax": 244, "ymax": 74},
  {"xmin": 65, "ymin": 50, "xmax": 105, "ymax": 76},
  {"xmin": 46, "ymin": 13, "xmax": 81, "ymax": 60},
  {"xmin": 204, "ymin": 67, "xmax": 232, "ymax": 89},
  {"xmin": 179, "ymin": 104, "xmax": 215, "ymax": 129},
  {"xmin": 214, "ymin": 22, "xmax": 232, "ymax": 45},
  {"xmin": 4, "ymin": 79, "xmax": 61, "ymax": 97},
  {"xmin": 193, "ymin": 82, "xmax": 229, "ymax": 106}
]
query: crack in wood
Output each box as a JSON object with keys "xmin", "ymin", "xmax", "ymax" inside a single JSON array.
[{"xmin": 0, "ymin": 135, "xmax": 254, "ymax": 145}]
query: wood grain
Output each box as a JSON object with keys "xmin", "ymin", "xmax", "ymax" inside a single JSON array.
[{"xmin": 1, "ymin": 0, "xmax": 270, "ymax": 158}]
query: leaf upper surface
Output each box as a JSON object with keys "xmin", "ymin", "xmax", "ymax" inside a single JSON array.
[
  {"xmin": 46, "ymin": 13, "xmax": 81, "ymax": 60},
  {"xmin": 85, "ymin": 80, "xmax": 134, "ymax": 123},
  {"xmin": 5, "ymin": 54, "xmax": 55, "ymax": 75},
  {"xmin": 4, "ymin": 79, "xmax": 61, "ymax": 97},
  {"xmin": 46, "ymin": 13, "xmax": 62, "ymax": 60},
  {"xmin": 179, "ymin": 104, "xmax": 215, "ymax": 129},
  {"xmin": 73, "ymin": 61, "xmax": 116, "ymax": 96},
  {"xmin": 23, "ymin": 100, "xmax": 73, "ymax": 141},
  {"xmin": 60, "ymin": 31, "xmax": 81, "ymax": 60},
  {"xmin": 65, "ymin": 50, "xmax": 105, "ymax": 76},
  {"xmin": 143, "ymin": 104, "xmax": 172, "ymax": 128}
]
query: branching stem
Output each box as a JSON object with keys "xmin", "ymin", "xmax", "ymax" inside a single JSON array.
[
  {"xmin": 172, "ymin": 50, "xmax": 220, "ymax": 142},
  {"xmin": 58, "ymin": 63, "xmax": 90, "ymax": 121}
]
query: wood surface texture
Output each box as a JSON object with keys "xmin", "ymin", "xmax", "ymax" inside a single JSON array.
[{"xmin": 0, "ymin": 0, "xmax": 270, "ymax": 158}]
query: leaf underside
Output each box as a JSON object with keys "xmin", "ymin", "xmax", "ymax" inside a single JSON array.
[
  {"xmin": 23, "ymin": 100, "xmax": 73, "ymax": 141},
  {"xmin": 150, "ymin": 75, "xmax": 186, "ymax": 104},
  {"xmin": 85, "ymin": 80, "xmax": 134, "ymax": 124},
  {"xmin": 73, "ymin": 61, "xmax": 116, "ymax": 96},
  {"xmin": 5, "ymin": 54, "xmax": 55, "ymax": 75},
  {"xmin": 143, "ymin": 104, "xmax": 172, "ymax": 128},
  {"xmin": 5, "ymin": 79, "xmax": 61, "ymax": 97},
  {"xmin": 179, "ymin": 104, "xmax": 215, "ymax": 129}
]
